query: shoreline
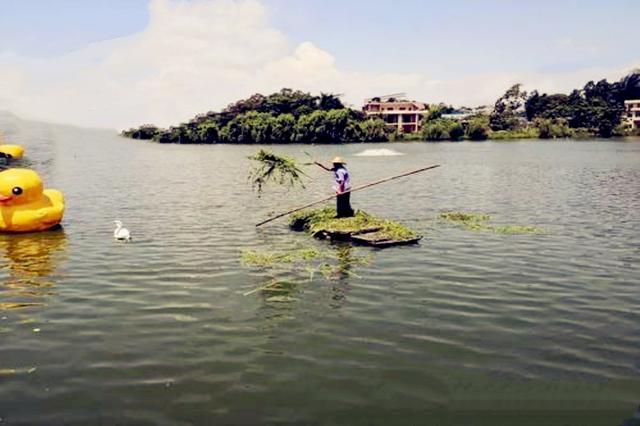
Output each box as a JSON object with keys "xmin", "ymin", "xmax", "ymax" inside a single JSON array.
[{"xmin": 121, "ymin": 133, "xmax": 640, "ymax": 145}]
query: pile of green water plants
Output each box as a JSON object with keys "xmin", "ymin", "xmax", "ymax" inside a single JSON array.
[
  {"xmin": 290, "ymin": 207, "xmax": 418, "ymax": 240},
  {"xmin": 440, "ymin": 211, "xmax": 545, "ymax": 234}
]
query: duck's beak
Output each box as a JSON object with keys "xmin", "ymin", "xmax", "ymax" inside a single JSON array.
[{"xmin": 0, "ymin": 194, "xmax": 12, "ymax": 203}]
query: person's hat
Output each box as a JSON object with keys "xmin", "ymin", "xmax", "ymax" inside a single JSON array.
[{"xmin": 331, "ymin": 156, "xmax": 346, "ymax": 164}]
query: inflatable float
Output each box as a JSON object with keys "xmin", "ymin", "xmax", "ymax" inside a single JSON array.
[
  {"xmin": 0, "ymin": 145, "xmax": 25, "ymax": 160},
  {"xmin": 0, "ymin": 169, "xmax": 65, "ymax": 232}
]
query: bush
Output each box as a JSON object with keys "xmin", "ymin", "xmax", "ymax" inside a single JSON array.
[
  {"xmin": 449, "ymin": 122, "xmax": 465, "ymax": 140},
  {"xmin": 422, "ymin": 119, "xmax": 451, "ymax": 140},
  {"xmin": 421, "ymin": 118, "xmax": 463, "ymax": 141},
  {"xmin": 358, "ymin": 118, "xmax": 390, "ymax": 142},
  {"xmin": 466, "ymin": 115, "xmax": 491, "ymax": 140},
  {"xmin": 533, "ymin": 118, "xmax": 574, "ymax": 139},
  {"xmin": 490, "ymin": 127, "xmax": 539, "ymax": 140}
]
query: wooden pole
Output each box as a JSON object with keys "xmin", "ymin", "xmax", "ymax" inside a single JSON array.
[{"xmin": 255, "ymin": 164, "xmax": 441, "ymax": 227}]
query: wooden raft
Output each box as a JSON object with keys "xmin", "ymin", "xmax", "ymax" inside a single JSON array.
[{"xmin": 291, "ymin": 223, "xmax": 422, "ymax": 248}]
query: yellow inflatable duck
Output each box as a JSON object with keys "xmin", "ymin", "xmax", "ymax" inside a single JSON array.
[
  {"xmin": 0, "ymin": 169, "xmax": 65, "ymax": 232},
  {"xmin": 0, "ymin": 145, "xmax": 25, "ymax": 160}
]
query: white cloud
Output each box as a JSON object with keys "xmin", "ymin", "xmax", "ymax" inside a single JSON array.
[{"xmin": 0, "ymin": 0, "xmax": 637, "ymax": 129}]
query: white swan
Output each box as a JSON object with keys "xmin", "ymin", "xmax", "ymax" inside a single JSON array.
[{"xmin": 113, "ymin": 220, "xmax": 131, "ymax": 241}]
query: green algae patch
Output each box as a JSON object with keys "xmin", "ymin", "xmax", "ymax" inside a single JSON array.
[
  {"xmin": 241, "ymin": 248, "xmax": 322, "ymax": 267},
  {"xmin": 440, "ymin": 211, "xmax": 490, "ymax": 224},
  {"xmin": 290, "ymin": 207, "xmax": 419, "ymax": 243},
  {"xmin": 241, "ymin": 244, "xmax": 372, "ymax": 297},
  {"xmin": 440, "ymin": 211, "xmax": 545, "ymax": 235},
  {"xmin": 491, "ymin": 225, "xmax": 545, "ymax": 235}
]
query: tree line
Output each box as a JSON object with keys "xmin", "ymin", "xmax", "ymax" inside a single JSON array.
[
  {"xmin": 121, "ymin": 89, "xmax": 389, "ymax": 144},
  {"xmin": 420, "ymin": 70, "xmax": 640, "ymax": 141},
  {"xmin": 123, "ymin": 71, "xmax": 640, "ymax": 144}
]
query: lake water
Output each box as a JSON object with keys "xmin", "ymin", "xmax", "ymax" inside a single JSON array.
[{"xmin": 1, "ymin": 112, "xmax": 639, "ymax": 425}]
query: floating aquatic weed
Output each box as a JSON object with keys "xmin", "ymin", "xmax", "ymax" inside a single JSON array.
[
  {"xmin": 241, "ymin": 248, "xmax": 323, "ymax": 267},
  {"xmin": 313, "ymin": 261, "xmax": 362, "ymax": 281},
  {"xmin": 241, "ymin": 244, "xmax": 371, "ymax": 295},
  {"xmin": 490, "ymin": 225, "xmax": 545, "ymax": 235},
  {"xmin": 297, "ymin": 248, "xmax": 322, "ymax": 261},
  {"xmin": 440, "ymin": 211, "xmax": 490, "ymax": 223},
  {"xmin": 440, "ymin": 211, "xmax": 545, "ymax": 234},
  {"xmin": 241, "ymin": 250, "xmax": 294, "ymax": 267},
  {"xmin": 0, "ymin": 302, "xmax": 46, "ymax": 311},
  {"xmin": 248, "ymin": 149, "xmax": 307, "ymax": 194},
  {"xmin": 243, "ymin": 279, "xmax": 300, "ymax": 296}
]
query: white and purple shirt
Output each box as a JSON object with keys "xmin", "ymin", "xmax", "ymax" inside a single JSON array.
[{"xmin": 332, "ymin": 166, "xmax": 351, "ymax": 193}]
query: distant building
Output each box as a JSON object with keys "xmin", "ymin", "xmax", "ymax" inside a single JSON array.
[
  {"xmin": 624, "ymin": 100, "xmax": 640, "ymax": 129},
  {"xmin": 363, "ymin": 93, "xmax": 428, "ymax": 133},
  {"xmin": 441, "ymin": 113, "xmax": 472, "ymax": 121}
]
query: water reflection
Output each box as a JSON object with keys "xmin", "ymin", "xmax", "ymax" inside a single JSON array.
[
  {"xmin": 0, "ymin": 229, "xmax": 67, "ymax": 310},
  {"xmin": 620, "ymin": 405, "xmax": 640, "ymax": 426}
]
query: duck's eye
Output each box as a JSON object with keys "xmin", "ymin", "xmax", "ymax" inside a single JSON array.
[{"xmin": 11, "ymin": 187, "xmax": 22, "ymax": 196}]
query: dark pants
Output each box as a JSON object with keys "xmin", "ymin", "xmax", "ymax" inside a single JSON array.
[{"xmin": 336, "ymin": 192, "xmax": 354, "ymax": 218}]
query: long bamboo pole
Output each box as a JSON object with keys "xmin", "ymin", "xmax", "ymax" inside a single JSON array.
[{"xmin": 255, "ymin": 164, "xmax": 441, "ymax": 227}]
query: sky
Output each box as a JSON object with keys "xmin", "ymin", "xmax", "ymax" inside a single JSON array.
[{"xmin": 0, "ymin": 0, "xmax": 638, "ymax": 129}]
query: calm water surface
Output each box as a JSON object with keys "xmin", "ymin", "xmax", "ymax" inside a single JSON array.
[{"xmin": 0, "ymin": 112, "xmax": 639, "ymax": 425}]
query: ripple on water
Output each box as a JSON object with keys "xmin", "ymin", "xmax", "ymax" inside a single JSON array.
[{"xmin": 0, "ymin": 115, "xmax": 639, "ymax": 423}]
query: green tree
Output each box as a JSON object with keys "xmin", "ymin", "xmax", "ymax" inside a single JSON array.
[
  {"xmin": 121, "ymin": 125, "xmax": 159, "ymax": 140},
  {"xmin": 272, "ymin": 114, "xmax": 296, "ymax": 142},
  {"xmin": 196, "ymin": 122, "xmax": 220, "ymax": 143},
  {"xmin": 490, "ymin": 84, "xmax": 527, "ymax": 131},
  {"xmin": 318, "ymin": 93, "xmax": 344, "ymax": 110},
  {"xmin": 294, "ymin": 110, "xmax": 328, "ymax": 143}
]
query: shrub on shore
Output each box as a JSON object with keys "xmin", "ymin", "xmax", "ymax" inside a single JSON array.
[
  {"xmin": 421, "ymin": 118, "xmax": 464, "ymax": 141},
  {"xmin": 466, "ymin": 115, "xmax": 491, "ymax": 140},
  {"xmin": 490, "ymin": 127, "xmax": 540, "ymax": 140},
  {"xmin": 533, "ymin": 118, "xmax": 574, "ymax": 139}
]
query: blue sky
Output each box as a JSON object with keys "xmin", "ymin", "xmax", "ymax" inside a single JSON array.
[
  {"xmin": 265, "ymin": 0, "xmax": 639, "ymax": 76},
  {"xmin": 0, "ymin": 0, "xmax": 148, "ymax": 56},
  {"xmin": 0, "ymin": 0, "xmax": 638, "ymax": 128},
  {"xmin": 2, "ymin": 0, "xmax": 637, "ymax": 75}
]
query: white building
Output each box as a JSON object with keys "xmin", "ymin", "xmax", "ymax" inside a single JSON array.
[
  {"xmin": 624, "ymin": 100, "xmax": 640, "ymax": 129},
  {"xmin": 363, "ymin": 94, "xmax": 428, "ymax": 133}
]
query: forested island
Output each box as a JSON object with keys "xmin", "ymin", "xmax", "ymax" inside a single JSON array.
[
  {"xmin": 122, "ymin": 90, "xmax": 388, "ymax": 144},
  {"xmin": 122, "ymin": 71, "xmax": 640, "ymax": 144}
]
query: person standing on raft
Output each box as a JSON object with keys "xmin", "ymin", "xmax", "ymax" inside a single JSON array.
[{"xmin": 314, "ymin": 156, "xmax": 354, "ymax": 218}]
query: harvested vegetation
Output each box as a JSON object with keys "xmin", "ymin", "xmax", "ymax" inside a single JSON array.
[
  {"xmin": 290, "ymin": 207, "xmax": 418, "ymax": 241},
  {"xmin": 248, "ymin": 149, "xmax": 307, "ymax": 193}
]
